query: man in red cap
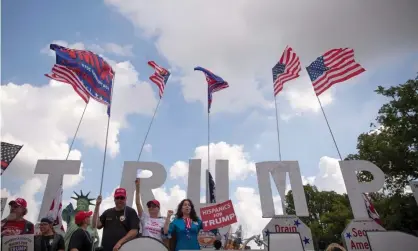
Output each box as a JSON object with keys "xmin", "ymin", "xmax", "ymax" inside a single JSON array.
[
  {"xmin": 92, "ymin": 188, "xmax": 139, "ymax": 251},
  {"xmin": 135, "ymin": 178, "xmax": 169, "ymax": 246},
  {"xmin": 68, "ymin": 211, "xmax": 93, "ymax": 251},
  {"xmin": 1, "ymin": 198, "xmax": 34, "ymax": 236}
]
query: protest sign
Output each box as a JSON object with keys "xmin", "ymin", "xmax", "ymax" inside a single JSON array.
[
  {"xmin": 2, "ymin": 234, "xmax": 34, "ymax": 251},
  {"xmin": 200, "ymin": 200, "xmax": 237, "ymax": 231}
]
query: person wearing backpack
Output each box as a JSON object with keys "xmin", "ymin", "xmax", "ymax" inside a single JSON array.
[
  {"xmin": 1, "ymin": 198, "xmax": 34, "ymax": 236},
  {"xmin": 34, "ymin": 217, "xmax": 65, "ymax": 251}
]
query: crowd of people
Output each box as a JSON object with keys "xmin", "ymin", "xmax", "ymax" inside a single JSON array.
[
  {"xmin": 1, "ymin": 178, "xmax": 221, "ymax": 251},
  {"xmin": 1, "ymin": 178, "xmax": 347, "ymax": 251}
]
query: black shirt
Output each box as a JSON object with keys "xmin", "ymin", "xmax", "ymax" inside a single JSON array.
[
  {"xmin": 68, "ymin": 228, "xmax": 93, "ymax": 251},
  {"xmin": 40, "ymin": 234, "xmax": 65, "ymax": 251},
  {"xmin": 99, "ymin": 206, "xmax": 139, "ymax": 251}
]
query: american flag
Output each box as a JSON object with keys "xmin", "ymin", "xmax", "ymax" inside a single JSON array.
[
  {"xmin": 1, "ymin": 142, "xmax": 23, "ymax": 175},
  {"xmin": 272, "ymin": 46, "xmax": 301, "ymax": 96},
  {"xmin": 208, "ymin": 171, "xmax": 216, "ymax": 203},
  {"xmin": 148, "ymin": 61, "xmax": 171, "ymax": 98},
  {"xmin": 46, "ymin": 186, "xmax": 65, "ymax": 233},
  {"xmin": 306, "ymin": 48, "xmax": 365, "ymax": 96},
  {"xmin": 194, "ymin": 66, "xmax": 229, "ymax": 113},
  {"xmin": 45, "ymin": 44, "xmax": 114, "ymax": 116},
  {"xmin": 362, "ymin": 193, "xmax": 382, "ymax": 226}
]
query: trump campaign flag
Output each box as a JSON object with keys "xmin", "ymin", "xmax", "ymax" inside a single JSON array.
[
  {"xmin": 45, "ymin": 44, "xmax": 115, "ymax": 115},
  {"xmin": 194, "ymin": 67, "xmax": 229, "ymax": 113}
]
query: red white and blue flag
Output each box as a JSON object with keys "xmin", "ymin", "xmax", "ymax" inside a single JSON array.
[
  {"xmin": 148, "ymin": 61, "xmax": 170, "ymax": 98},
  {"xmin": 46, "ymin": 186, "xmax": 65, "ymax": 233},
  {"xmin": 362, "ymin": 193, "xmax": 382, "ymax": 226},
  {"xmin": 45, "ymin": 44, "xmax": 115, "ymax": 115},
  {"xmin": 306, "ymin": 48, "xmax": 365, "ymax": 96},
  {"xmin": 194, "ymin": 67, "xmax": 229, "ymax": 113},
  {"xmin": 272, "ymin": 46, "xmax": 301, "ymax": 96}
]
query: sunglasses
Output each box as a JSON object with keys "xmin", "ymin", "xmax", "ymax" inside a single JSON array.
[
  {"xmin": 147, "ymin": 204, "xmax": 159, "ymax": 209},
  {"xmin": 115, "ymin": 196, "xmax": 126, "ymax": 200},
  {"xmin": 9, "ymin": 204, "xmax": 22, "ymax": 209}
]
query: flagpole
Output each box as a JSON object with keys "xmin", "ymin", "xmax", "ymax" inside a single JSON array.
[
  {"xmin": 207, "ymin": 94, "xmax": 211, "ymax": 204},
  {"xmin": 316, "ymin": 95, "xmax": 343, "ymax": 160},
  {"xmin": 99, "ymin": 75, "xmax": 115, "ymax": 195},
  {"xmin": 273, "ymin": 96, "xmax": 282, "ymax": 161},
  {"xmin": 66, "ymin": 102, "xmax": 89, "ymax": 160},
  {"xmin": 137, "ymin": 98, "xmax": 162, "ymax": 161}
]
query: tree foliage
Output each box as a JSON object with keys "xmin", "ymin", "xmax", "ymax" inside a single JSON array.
[
  {"xmin": 346, "ymin": 78, "xmax": 418, "ymax": 193},
  {"xmin": 285, "ymin": 185, "xmax": 352, "ymax": 248}
]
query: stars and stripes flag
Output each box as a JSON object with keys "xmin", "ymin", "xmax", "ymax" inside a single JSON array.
[
  {"xmin": 362, "ymin": 193, "xmax": 382, "ymax": 226},
  {"xmin": 194, "ymin": 67, "xmax": 229, "ymax": 113},
  {"xmin": 306, "ymin": 48, "xmax": 365, "ymax": 96},
  {"xmin": 1, "ymin": 142, "xmax": 23, "ymax": 175},
  {"xmin": 272, "ymin": 46, "xmax": 301, "ymax": 96},
  {"xmin": 46, "ymin": 186, "xmax": 65, "ymax": 233},
  {"xmin": 148, "ymin": 61, "xmax": 171, "ymax": 98},
  {"xmin": 45, "ymin": 44, "xmax": 115, "ymax": 116}
]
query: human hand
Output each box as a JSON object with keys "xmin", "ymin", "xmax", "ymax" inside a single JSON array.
[
  {"xmin": 167, "ymin": 210, "xmax": 174, "ymax": 218},
  {"xmin": 96, "ymin": 195, "xmax": 102, "ymax": 206},
  {"xmin": 113, "ymin": 242, "xmax": 122, "ymax": 251}
]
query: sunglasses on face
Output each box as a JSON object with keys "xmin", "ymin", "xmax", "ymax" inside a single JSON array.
[
  {"xmin": 9, "ymin": 204, "xmax": 21, "ymax": 209},
  {"xmin": 115, "ymin": 196, "xmax": 126, "ymax": 200}
]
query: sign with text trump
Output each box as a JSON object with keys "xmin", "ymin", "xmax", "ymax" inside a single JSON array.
[{"xmin": 200, "ymin": 200, "xmax": 237, "ymax": 231}]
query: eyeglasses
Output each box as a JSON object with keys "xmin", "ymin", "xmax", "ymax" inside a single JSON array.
[
  {"xmin": 115, "ymin": 196, "xmax": 126, "ymax": 200},
  {"xmin": 39, "ymin": 223, "xmax": 50, "ymax": 226}
]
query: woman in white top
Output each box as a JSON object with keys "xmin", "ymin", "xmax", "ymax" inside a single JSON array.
[{"xmin": 135, "ymin": 178, "xmax": 170, "ymax": 247}]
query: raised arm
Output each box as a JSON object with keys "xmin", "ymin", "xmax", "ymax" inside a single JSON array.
[
  {"xmin": 163, "ymin": 210, "xmax": 174, "ymax": 235},
  {"xmin": 92, "ymin": 195, "xmax": 103, "ymax": 229},
  {"xmin": 135, "ymin": 178, "xmax": 143, "ymax": 217}
]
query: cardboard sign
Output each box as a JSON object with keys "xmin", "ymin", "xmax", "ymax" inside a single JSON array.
[
  {"xmin": 2, "ymin": 234, "xmax": 34, "ymax": 251},
  {"xmin": 262, "ymin": 216, "xmax": 314, "ymax": 251},
  {"xmin": 200, "ymin": 200, "xmax": 237, "ymax": 231},
  {"xmin": 342, "ymin": 218, "xmax": 386, "ymax": 251}
]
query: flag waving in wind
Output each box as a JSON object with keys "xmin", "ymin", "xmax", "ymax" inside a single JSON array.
[
  {"xmin": 272, "ymin": 46, "xmax": 301, "ymax": 96},
  {"xmin": 45, "ymin": 44, "xmax": 115, "ymax": 115},
  {"xmin": 46, "ymin": 186, "xmax": 65, "ymax": 233},
  {"xmin": 306, "ymin": 48, "xmax": 365, "ymax": 96},
  {"xmin": 1, "ymin": 142, "xmax": 23, "ymax": 175},
  {"xmin": 362, "ymin": 193, "xmax": 382, "ymax": 226},
  {"xmin": 194, "ymin": 67, "xmax": 229, "ymax": 113},
  {"xmin": 148, "ymin": 61, "xmax": 171, "ymax": 98}
]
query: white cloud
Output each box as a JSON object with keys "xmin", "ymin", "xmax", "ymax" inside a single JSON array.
[
  {"xmin": 105, "ymin": 0, "xmax": 418, "ymax": 116},
  {"xmin": 169, "ymin": 142, "xmax": 256, "ymax": 186},
  {"xmin": 143, "ymin": 144, "xmax": 152, "ymax": 153},
  {"xmin": 41, "ymin": 41, "xmax": 134, "ymax": 58}
]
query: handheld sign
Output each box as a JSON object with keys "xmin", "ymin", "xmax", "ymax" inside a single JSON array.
[
  {"xmin": 200, "ymin": 200, "xmax": 237, "ymax": 231},
  {"xmin": 2, "ymin": 234, "xmax": 34, "ymax": 251}
]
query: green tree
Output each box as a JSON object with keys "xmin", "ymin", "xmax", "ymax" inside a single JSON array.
[
  {"xmin": 346, "ymin": 78, "xmax": 418, "ymax": 193},
  {"xmin": 285, "ymin": 185, "xmax": 353, "ymax": 249}
]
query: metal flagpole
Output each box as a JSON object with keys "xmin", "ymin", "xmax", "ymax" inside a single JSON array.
[
  {"xmin": 207, "ymin": 93, "xmax": 211, "ymax": 204},
  {"xmin": 273, "ymin": 96, "xmax": 282, "ymax": 161},
  {"xmin": 316, "ymin": 95, "xmax": 343, "ymax": 160},
  {"xmin": 137, "ymin": 98, "xmax": 162, "ymax": 161},
  {"xmin": 99, "ymin": 75, "xmax": 115, "ymax": 195},
  {"xmin": 66, "ymin": 102, "xmax": 89, "ymax": 160}
]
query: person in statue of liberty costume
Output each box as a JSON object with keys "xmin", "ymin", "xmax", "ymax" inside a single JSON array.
[{"xmin": 62, "ymin": 191, "xmax": 99, "ymax": 249}]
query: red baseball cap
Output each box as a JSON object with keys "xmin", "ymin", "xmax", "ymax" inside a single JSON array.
[
  {"xmin": 75, "ymin": 211, "xmax": 92, "ymax": 224},
  {"xmin": 147, "ymin": 200, "xmax": 160, "ymax": 208},
  {"xmin": 114, "ymin": 188, "xmax": 127, "ymax": 198},
  {"xmin": 9, "ymin": 198, "xmax": 27, "ymax": 208}
]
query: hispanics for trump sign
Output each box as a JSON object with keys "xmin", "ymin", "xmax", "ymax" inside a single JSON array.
[{"xmin": 200, "ymin": 200, "xmax": 237, "ymax": 231}]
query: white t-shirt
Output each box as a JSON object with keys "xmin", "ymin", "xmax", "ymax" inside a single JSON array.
[{"xmin": 140, "ymin": 212, "xmax": 165, "ymax": 241}]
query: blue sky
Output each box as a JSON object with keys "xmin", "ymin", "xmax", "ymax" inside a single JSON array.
[{"xmin": 1, "ymin": 0, "xmax": 418, "ymax": 236}]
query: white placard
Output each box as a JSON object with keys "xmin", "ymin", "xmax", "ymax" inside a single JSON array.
[
  {"xmin": 268, "ymin": 233, "xmax": 305, "ymax": 251},
  {"xmin": 2, "ymin": 234, "xmax": 34, "ymax": 251},
  {"xmin": 342, "ymin": 219, "xmax": 386, "ymax": 251},
  {"xmin": 367, "ymin": 231, "xmax": 418, "ymax": 251},
  {"xmin": 119, "ymin": 237, "xmax": 167, "ymax": 251},
  {"xmin": 262, "ymin": 216, "xmax": 314, "ymax": 251}
]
